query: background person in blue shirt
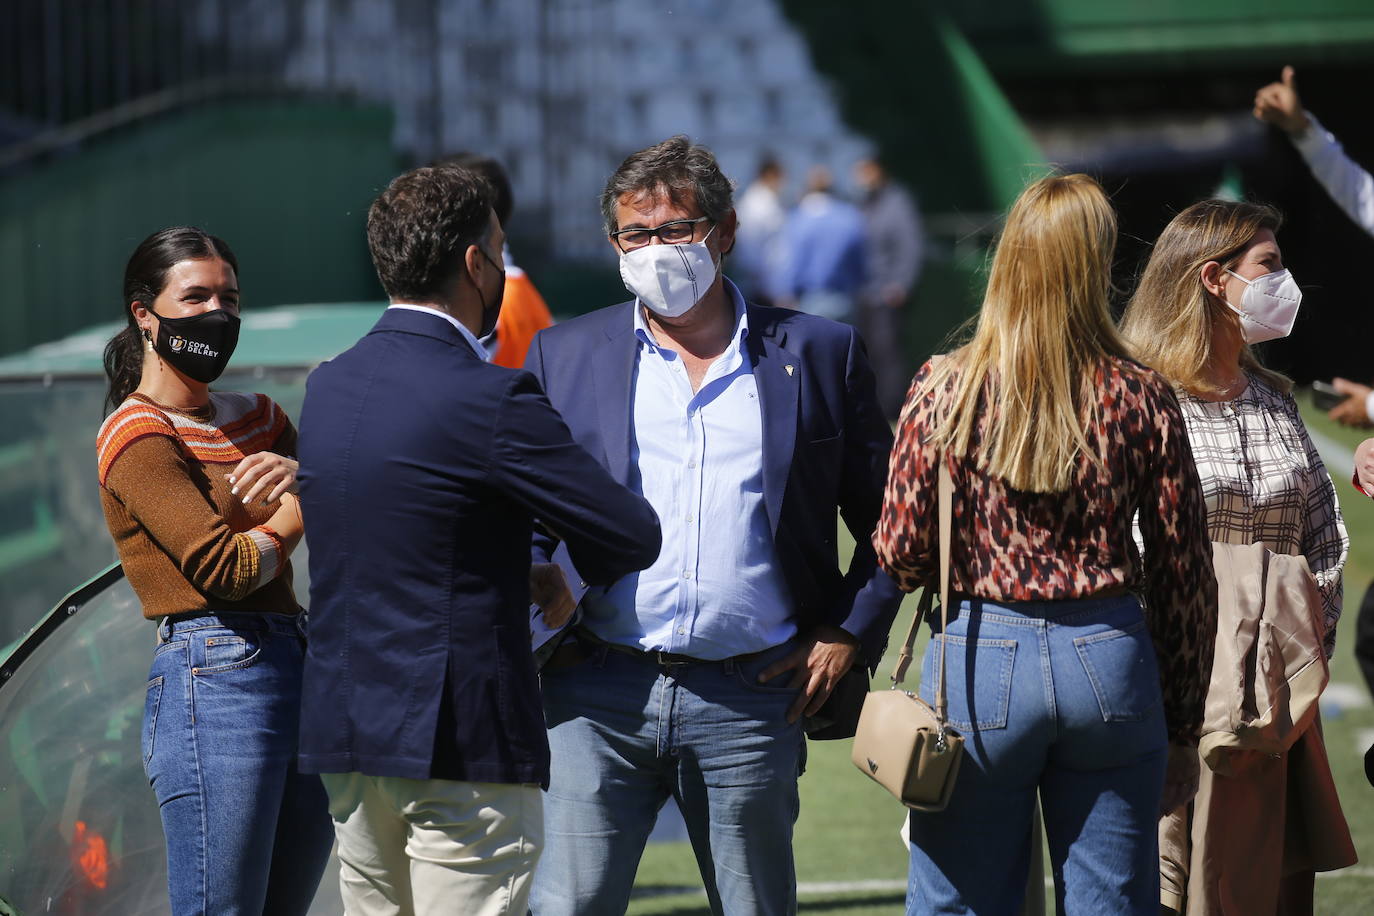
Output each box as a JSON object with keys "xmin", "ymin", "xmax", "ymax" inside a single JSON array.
[
  {"xmin": 524, "ymin": 136, "xmax": 903, "ymax": 916},
  {"xmin": 855, "ymin": 155, "xmax": 925, "ymax": 421},
  {"xmin": 776, "ymin": 165, "xmax": 868, "ymax": 325}
]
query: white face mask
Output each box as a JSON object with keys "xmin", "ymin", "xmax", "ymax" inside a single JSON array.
[
  {"xmin": 1224, "ymin": 267, "xmax": 1302, "ymax": 344},
  {"xmin": 618, "ymin": 227, "xmax": 718, "ymax": 319}
]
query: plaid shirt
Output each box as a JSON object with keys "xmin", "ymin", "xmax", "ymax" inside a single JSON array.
[{"xmin": 1176, "ymin": 374, "xmax": 1347, "ymax": 657}]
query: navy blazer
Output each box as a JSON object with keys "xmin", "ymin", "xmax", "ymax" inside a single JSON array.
[
  {"xmin": 525, "ymin": 299, "xmax": 904, "ymax": 668},
  {"xmin": 296, "ymin": 308, "xmax": 660, "ymax": 785}
]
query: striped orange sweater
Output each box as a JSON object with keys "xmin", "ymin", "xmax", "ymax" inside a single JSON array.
[{"xmin": 96, "ymin": 392, "xmax": 300, "ymax": 619}]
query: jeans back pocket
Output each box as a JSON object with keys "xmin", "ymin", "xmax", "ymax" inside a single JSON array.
[
  {"xmin": 1073, "ymin": 621, "xmax": 1162, "ymax": 722},
  {"xmin": 920, "ymin": 635, "xmax": 1017, "ymax": 732}
]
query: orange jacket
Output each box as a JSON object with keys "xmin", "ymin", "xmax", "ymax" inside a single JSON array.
[{"xmin": 489, "ymin": 265, "xmax": 554, "ymax": 368}]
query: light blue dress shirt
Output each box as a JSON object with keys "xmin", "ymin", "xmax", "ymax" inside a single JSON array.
[{"xmin": 592, "ymin": 279, "xmax": 795, "ymax": 659}]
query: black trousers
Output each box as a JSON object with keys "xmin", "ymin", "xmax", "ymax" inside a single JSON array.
[
  {"xmin": 857, "ymin": 302, "xmax": 911, "ymax": 422},
  {"xmin": 1356, "ymin": 580, "xmax": 1374, "ymax": 788},
  {"xmin": 1356, "ymin": 578, "xmax": 1374, "ymax": 699}
]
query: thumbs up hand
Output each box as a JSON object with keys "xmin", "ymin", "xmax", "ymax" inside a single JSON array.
[{"xmin": 1254, "ymin": 65, "xmax": 1310, "ymax": 136}]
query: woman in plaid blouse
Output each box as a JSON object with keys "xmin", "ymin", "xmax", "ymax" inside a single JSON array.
[{"xmin": 1122, "ymin": 199, "xmax": 1355, "ymax": 914}]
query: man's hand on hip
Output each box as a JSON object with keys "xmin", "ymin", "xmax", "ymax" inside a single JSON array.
[
  {"xmin": 530, "ymin": 563, "xmax": 576, "ymax": 627},
  {"xmin": 758, "ymin": 624, "xmax": 861, "ymax": 723}
]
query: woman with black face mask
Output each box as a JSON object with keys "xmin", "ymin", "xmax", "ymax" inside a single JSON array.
[{"xmin": 97, "ymin": 227, "xmax": 333, "ymax": 914}]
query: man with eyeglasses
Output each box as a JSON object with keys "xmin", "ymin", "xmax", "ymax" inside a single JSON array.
[{"xmin": 523, "ymin": 136, "xmax": 904, "ymax": 914}]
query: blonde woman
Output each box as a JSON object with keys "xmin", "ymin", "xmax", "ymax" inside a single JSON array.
[
  {"xmin": 1121, "ymin": 200, "xmax": 1355, "ymax": 915},
  {"xmin": 875, "ymin": 174, "xmax": 1216, "ymax": 914}
]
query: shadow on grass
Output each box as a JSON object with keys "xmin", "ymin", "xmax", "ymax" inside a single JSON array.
[{"xmin": 629, "ymin": 889, "xmax": 906, "ymax": 915}]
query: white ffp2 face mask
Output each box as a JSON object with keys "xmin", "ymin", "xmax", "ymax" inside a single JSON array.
[
  {"xmin": 619, "ymin": 228, "xmax": 718, "ymax": 318},
  {"xmin": 1224, "ymin": 268, "xmax": 1302, "ymax": 344}
]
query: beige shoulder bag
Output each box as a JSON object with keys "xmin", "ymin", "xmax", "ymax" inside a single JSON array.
[{"xmin": 851, "ymin": 458, "xmax": 964, "ymax": 811}]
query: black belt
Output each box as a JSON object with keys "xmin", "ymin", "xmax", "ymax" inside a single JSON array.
[
  {"xmin": 541, "ymin": 624, "xmax": 784, "ymax": 674},
  {"xmin": 602, "ymin": 641, "xmax": 769, "ymax": 669},
  {"xmin": 565, "ymin": 624, "xmax": 774, "ymax": 672}
]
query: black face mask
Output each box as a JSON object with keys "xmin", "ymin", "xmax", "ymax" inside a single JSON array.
[
  {"xmin": 475, "ymin": 244, "xmax": 506, "ymax": 339},
  {"xmin": 149, "ymin": 308, "xmax": 241, "ymax": 383}
]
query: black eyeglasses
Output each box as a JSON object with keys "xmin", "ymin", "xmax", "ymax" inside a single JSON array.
[{"xmin": 611, "ymin": 216, "xmax": 712, "ymax": 252}]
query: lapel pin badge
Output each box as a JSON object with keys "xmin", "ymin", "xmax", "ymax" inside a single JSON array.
[{"xmin": 785, "ymin": 364, "xmax": 795, "ymax": 377}]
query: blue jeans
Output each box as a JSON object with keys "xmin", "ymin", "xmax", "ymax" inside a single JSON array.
[
  {"xmin": 143, "ymin": 613, "xmax": 333, "ymax": 915},
  {"xmin": 906, "ymin": 595, "xmax": 1168, "ymax": 915},
  {"xmin": 531, "ymin": 638, "xmax": 805, "ymax": 916}
]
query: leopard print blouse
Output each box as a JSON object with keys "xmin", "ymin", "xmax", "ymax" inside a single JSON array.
[{"xmin": 874, "ymin": 356, "xmax": 1217, "ymax": 744}]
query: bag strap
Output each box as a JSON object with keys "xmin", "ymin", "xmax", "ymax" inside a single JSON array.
[
  {"xmin": 934, "ymin": 459, "xmax": 953, "ymax": 732},
  {"xmin": 890, "ymin": 456, "xmax": 955, "ymax": 716},
  {"xmin": 891, "ymin": 589, "xmax": 931, "ymax": 686}
]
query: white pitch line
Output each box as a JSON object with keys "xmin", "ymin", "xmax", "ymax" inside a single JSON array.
[
  {"xmin": 634, "ymin": 868, "xmax": 1374, "ymax": 901},
  {"xmin": 1315, "ymin": 866, "xmax": 1374, "ymax": 880},
  {"xmin": 797, "ymin": 868, "xmax": 1374, "ymax": 891},
  {"xmin": 798, "ymin": 879, "xmax": 906, "ymax": 894},
  {"xmin": 1322, "ymin": 682, "xmax": 1373, "ymax": 711}
]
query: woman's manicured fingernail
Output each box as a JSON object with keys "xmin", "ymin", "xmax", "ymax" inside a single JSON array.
[{"xmin": 231, "ymin": 486, "xmax": 239, "ymax": 495}]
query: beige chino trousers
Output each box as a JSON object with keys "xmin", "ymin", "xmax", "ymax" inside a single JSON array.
[{"xmin": 322, "ymin": 773, "xmax": 543, "ymax": 916}]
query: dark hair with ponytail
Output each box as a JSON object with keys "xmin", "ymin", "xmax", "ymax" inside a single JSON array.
[{"xmin": 103, "ymin": 227, "xmax": 238, "ymax": 413}]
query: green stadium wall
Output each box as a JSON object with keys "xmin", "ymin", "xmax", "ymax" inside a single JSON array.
[{"xmin": 0, "ymin": 97, "xmax": 396, "ymax": 358}]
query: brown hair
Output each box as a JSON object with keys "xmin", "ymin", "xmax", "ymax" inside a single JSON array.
[{"xmin": 1120, "ymin": 199, "xmax": 1290, "ymax": 397}]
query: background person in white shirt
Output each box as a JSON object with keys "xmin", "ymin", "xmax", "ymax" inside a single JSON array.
[
  {"xmin": 1267, "ymin": 69, "xmax": 1374, "ymax": 796},
  {"xmin": 733, "ymin": 155, "xmax": 788, "ymax": 306},
  {"xmin": 1255, "ymin": 65, "xmax": 1374, "ymax": 427}
]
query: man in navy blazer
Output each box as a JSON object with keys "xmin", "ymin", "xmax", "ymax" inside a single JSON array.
[
  {"xmin": 295, "ymin": 165, "xmax": 660, "ymax": 914},
  {"xmin": 525, "ymin": 138, "xmax": 904, "ymax": 915}
]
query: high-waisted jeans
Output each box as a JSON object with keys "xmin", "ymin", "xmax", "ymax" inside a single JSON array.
[
  {"xmin": 143, "ymin": 612, "xmax": 333, "ymax": 915},
  {"xmin": 905, "ymin": 594, "xmax": 1168, "ymax": 915}
]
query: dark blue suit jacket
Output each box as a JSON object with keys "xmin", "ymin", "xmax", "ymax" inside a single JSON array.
[
  {"xmin": 525, "ymin": 299, "xmax": 903, "ymax": 668},
  {"xmin": 296, "ymin": 308, "xmax": 660, "ymax": 785}
]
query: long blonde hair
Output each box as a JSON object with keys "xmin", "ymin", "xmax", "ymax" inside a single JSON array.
[
  {"xmin": 1120, "ymin": 199, "xmax": 1290, "ymax": 397},
  {"xmin": 924, "ymin": 173, "xmax": 1132, "ymax": 494}
]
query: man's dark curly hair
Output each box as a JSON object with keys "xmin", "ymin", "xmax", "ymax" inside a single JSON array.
[{"xmin": 367, "ymin": 165, "xmax": 494, "ymax": 302}]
